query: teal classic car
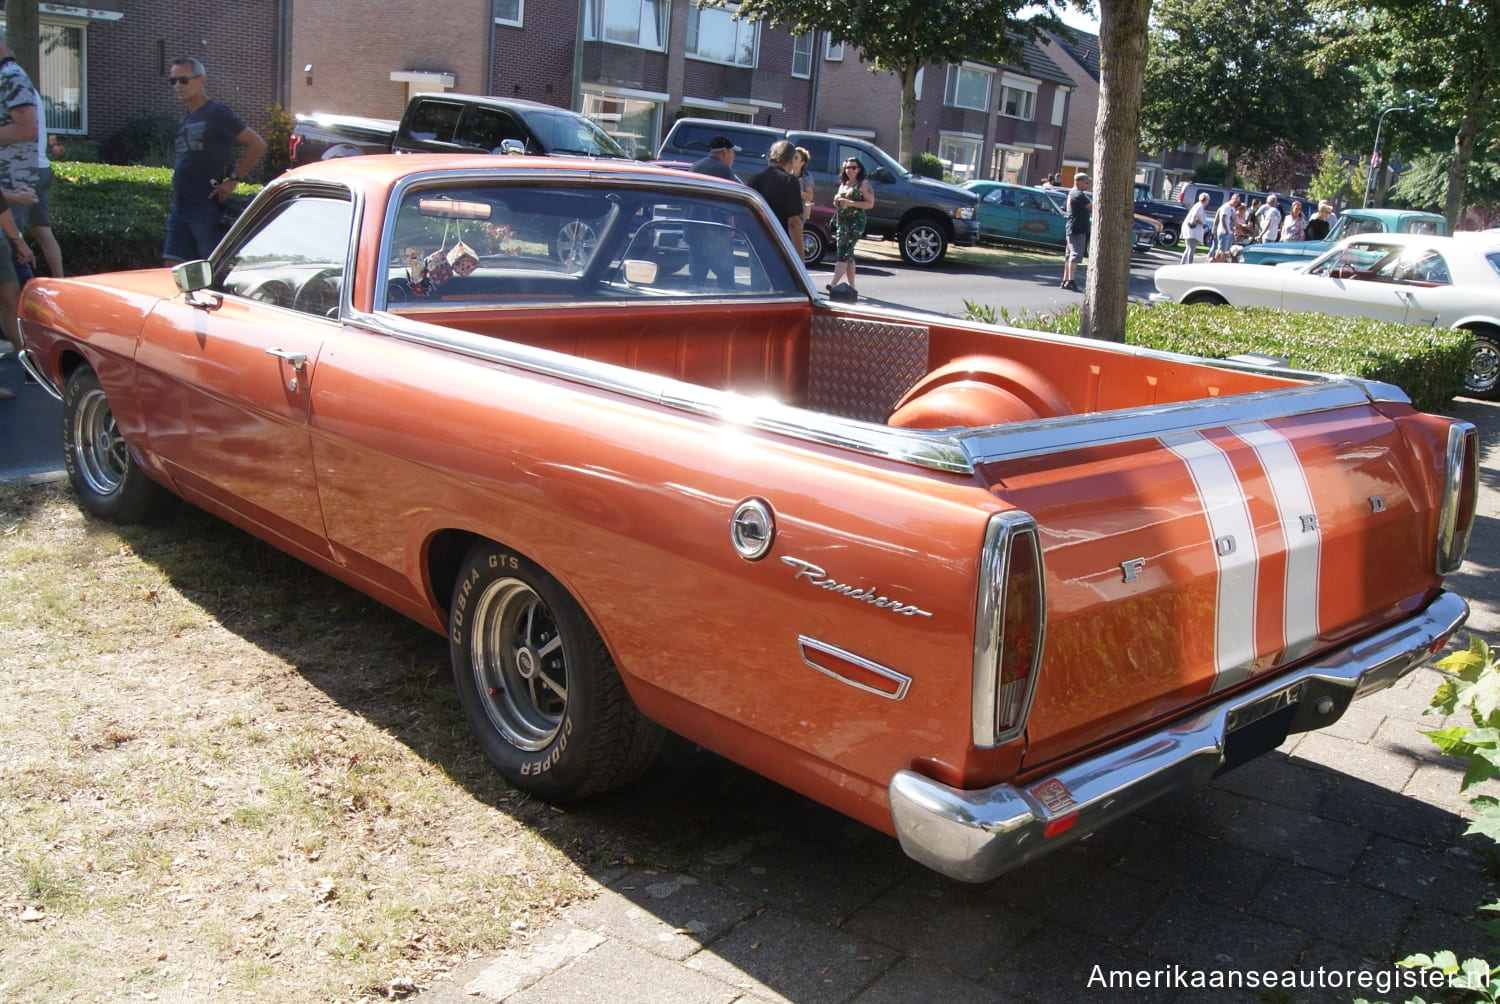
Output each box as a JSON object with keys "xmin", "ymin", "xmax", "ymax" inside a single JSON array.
[
  {"xmin": 963, "ymin": 180, "xmax": 1067, "ymax": 250},
  {"xmin": 963, "ymin": 180, "xmax": 1161, "ymax": 254},
  {"xmin": 1238, "ymin": 207, "xmax": 1447, "ymax": 265}
]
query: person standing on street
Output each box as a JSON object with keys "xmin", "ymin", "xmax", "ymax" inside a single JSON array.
[
  {"xmin": 0, "ymin": 27, "xmax": 38, "ymax": 376},
  {"xmin": 1060, "ymin": 173, "xmax": 1090, "ymax": 292},
  {"xmin": 1181, "ymin": 192, "xmax": 1210, "ymax": 264},
  {"xmin": 163, "ymin": 57, "xmax": 266, "ymax": 264},
  {"xmin": 689, "ymin": 135, "xmax": 738, "ymax": 181},
  {"xmin": 29, "ymin": 128, "xmax": 62, "ymax": 276},
  {"xmin": 747, "ymin": 139, "xmax": 803, "ymax": 252},
  {"xmin": 1257, "ymin": 193, "xmax": 1282, "ymax": 244},
  {"xmin": 1212, "ymin": 192, "xmax": 1241, "ymax": 261},
  {"xmin": 830, "ymin": 157, "xmax": 874, "ymax": 293}
]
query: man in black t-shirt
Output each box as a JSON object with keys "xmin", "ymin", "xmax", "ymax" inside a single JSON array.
[
  {"xmin": 164, "ymin": 57, "xmax": 266, "ymax": 264},
  {"xmin": 747, "ymin": 139, "xmax": 803, "ymax": 252}
]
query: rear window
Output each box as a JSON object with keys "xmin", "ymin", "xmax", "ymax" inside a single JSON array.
[{"xmin": 665, "ymin": 124, "xmax": 777, "ymax": 163}]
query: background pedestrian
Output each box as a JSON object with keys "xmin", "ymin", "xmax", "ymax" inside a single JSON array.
[
  {"xmin": 1061, "ymin": 173, "xmax": 1090, "ymax": 292},
  {"xmin": 830, "ymin": 157, "xmax": 873, "ymax": 293}
]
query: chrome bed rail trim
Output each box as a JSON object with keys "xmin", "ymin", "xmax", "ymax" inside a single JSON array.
[{"xmin": 889, "ymin": 590, "xmax": 1468, "ymax": 884}]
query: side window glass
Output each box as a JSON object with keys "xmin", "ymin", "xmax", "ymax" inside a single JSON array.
[
  {"xmin": 406, "ymin": 102, "xmax": 462, "ymax": 143},
  {"xmin": 461, "ymin": 109, "xmax": 524, "ymax": 152},
  {"xmin": 1487, "ymin": 252, "xmax": 1500, "ymax": 279},
  {"xmin": 222, "ymin": 195, "xmax": 354, "ymax": 318},
  {"xmin": 383, "ymin": 184, "xmax": 798, "ymax": 307}
]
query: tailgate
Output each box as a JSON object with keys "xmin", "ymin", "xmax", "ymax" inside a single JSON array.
[{"xmin": 976, "ymin": 400, "xmax": 1448, "ymax": 770}]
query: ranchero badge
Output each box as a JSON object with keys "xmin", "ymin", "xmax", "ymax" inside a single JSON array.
[{"xmin": 780, "ymin": 556, "xmax": 933, "ymax": 618}]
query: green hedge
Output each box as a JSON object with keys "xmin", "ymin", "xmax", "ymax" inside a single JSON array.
[
  {"xmin": 43, "ymin": 161, "xmax": 261, "ymax": 276},
  {"xmin": 1008, "ymin": 302, "xmax": 1472, "ymax": 414}
]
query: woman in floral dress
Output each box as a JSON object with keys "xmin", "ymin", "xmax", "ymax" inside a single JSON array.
[{"xmin": 831, "ymin": 158, "xmax": 875, "ymax": 292}]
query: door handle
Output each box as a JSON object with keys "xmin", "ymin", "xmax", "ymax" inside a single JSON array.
[{"xmin": 265, "ymin": 348, "xmax": 307, "ymax": 371}]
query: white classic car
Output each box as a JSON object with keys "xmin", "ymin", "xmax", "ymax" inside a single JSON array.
[{"xmin": 1152, "ymin": 233, "xmax": 1500, "ymax": 399}]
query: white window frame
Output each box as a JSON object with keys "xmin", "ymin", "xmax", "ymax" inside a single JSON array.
[
  {"xmin": 492, "ymin": 0, "xmax": 523, "ymax": 27},
  {"xmin": 943, "ymin": 64, "xmax": 992, "ymax": 113},
  {"xmin": 38, "ymin": 15, "xmax": 86, "ymax": 135},
  {"xmin": 991, "ymin": 145, "xmax": 1030, "ymax": 183},
  {"xmin": 686, "ymin": 1, "xmax": 759, "ymax": 68},
  {"xmin": 999, "ymin": 82, "xmax": 1036, "ymax": 121},
  {"xmin": 584, "ymin": 0, "xmax": 668, "ymax": 52},
  {"xmin": 938, "ymin": 133, "xmax": 982, "ymax": 182},
  {"xmin": 825, "ymin": 38, "xmax": 844, "ymax": 61},
  {"xmin": 791, "ymin": 32, "xmax": 813, "ymax": 78}
]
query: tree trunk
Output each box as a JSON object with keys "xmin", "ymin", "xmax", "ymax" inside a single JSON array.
[
  {"xmin": 6, "ymin": 0, "xmax": 40, "ymax": 86},
  {"xmin": 1444, "ymin": 74, "xmax": 1488, "ymax": 229},
  {"xmin": 897, "ymin": 64, "xmax": 917, "ymax": 169},
  {"xmin": 1081, "ymin": 0, "xmax": 1151, "ymax": 343}
]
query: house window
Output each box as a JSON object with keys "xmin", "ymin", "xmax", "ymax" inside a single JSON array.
[
  {"xmin": 792, "ymin": 33, "xmax": 813, "ymax": 78},
  {"xmin": 938, "ymin": 135, "xmax": 981, "ymax": 182},
  {"xmin": 991, "ymin": 146, "xmax": 1029, "ymax": 183},
  {"xmin": 581, "ymin": 92, "xmax": 660, "ymax": 158},
  {"xmin": 39, "ymin": 19, "xmax": 84, "ymax": 134},
  {"xmin": 943, "ymin": 65, "xmax": 991, "ymax": 113},
  {"xmin": 687, "ymin": 2, "xmax": 758, "ymax": 67},
  {"xmin": 492, "ymin": 0, "xmax": 523, "ymax": 27},
  {"xmin": 999, "ymin": 84, "xmax": 1035, "ymax": 120},
  {"xmin": 584, "ymin": 0, "xmax": 667, "ymax": 50},
  {"xmin": 825, "ymin": 38, "xmax": 843, "ymax": 61}
]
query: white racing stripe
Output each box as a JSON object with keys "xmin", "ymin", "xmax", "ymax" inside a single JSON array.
[
  {"xmin": 1163, "ymin": 432, "xmax": 1258, "ymax": 689},
  {"xmin": 1232, "ymin": 421, "xmax": 1322, "ymax": 661}
]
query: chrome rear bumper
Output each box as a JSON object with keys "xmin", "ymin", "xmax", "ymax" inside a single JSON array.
[{"xmin": 889, "ymin": 590, "xmax": 1469, "ymax": 883}]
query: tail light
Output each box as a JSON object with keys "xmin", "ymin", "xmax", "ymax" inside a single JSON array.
[
  {"xmin": 289, "ymin": 132, "xmax": 302, "ymax": 164},
  {"xmin": 1436, "ymin": 421, "xmax": 1478, "ymax": 574},
  {"xmin": 972, "ymin": 511, "xmax": 1047, "ymax": 747}
]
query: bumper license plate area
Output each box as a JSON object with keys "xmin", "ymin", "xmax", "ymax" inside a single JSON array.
[{"xmin": 1218, "ymin": 682, "xmax": 1306, "ymax": 776}]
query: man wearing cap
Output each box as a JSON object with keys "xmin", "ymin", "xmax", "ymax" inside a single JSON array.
[
  {"xmin": 687, "ymin": 136, "xmax": 740, "ymax": 288},
  {"xmin": 691, "ymin": 136, "xmax": 739, "ymax": 181}
]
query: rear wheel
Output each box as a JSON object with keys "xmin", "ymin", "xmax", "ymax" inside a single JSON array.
[
  {"xmin": 898, "ymin": 219, "xmax": 949, "ymax": 266},
  {"xmin": 1157, "ymin": 225, "xmax": 1179, "ymax": 246},
  {"xmin": 1465, "ymin": 329, "xmax": 1500, "ymax": 400},
  {"xmin": 1181, "ymin": 291, "xmax": 1228, "ymax": 307},
  {"xmin": 449, "ymin": 542, "xmax": 664, "ymax": 800},
  {"xmin": 801, "ymin": 224, "xmax": 826, "ymax": 266},
  {"xmin": 61, "ymin": 367, "xmax": 173, "ymax": 523}
]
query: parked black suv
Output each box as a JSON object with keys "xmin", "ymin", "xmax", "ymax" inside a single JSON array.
[
  {"xmin": 658, "ymin": 119, "xmax": 980, "ymax": 266},
  {"xmin": 1133, "ymin": 184, "xmax": 1188, "ymax": 247}
]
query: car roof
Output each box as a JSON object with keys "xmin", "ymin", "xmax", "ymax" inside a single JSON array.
[{"xmin": 669, "ymin": 117, "xmax": 783, "ymax": 137}]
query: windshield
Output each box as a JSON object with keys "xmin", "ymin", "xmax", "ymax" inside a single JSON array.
[{"xmin": 519, "ymin": 107, "xmax": 628, "ymax": 158}]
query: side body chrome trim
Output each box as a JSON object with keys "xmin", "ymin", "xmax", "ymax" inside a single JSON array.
[
  {"xmin": 890, "ymin": 590, "xmax": 1468, "ymax": 883},
  {"xmin": 798, "ymin": 636, "xmax": 912, "ymax": 701},
  {"xmin": 16, "ymin": 349, "xmax": 61, "ymax": 400}
]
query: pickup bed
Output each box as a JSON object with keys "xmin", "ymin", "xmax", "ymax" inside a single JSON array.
[
  {"xmin": 18, "ymin": 155, "xmax": 1477, "ymax": 883},
  {"xmin": 289, "ymin": 92, "xmax": 629, "ymax": 169}
]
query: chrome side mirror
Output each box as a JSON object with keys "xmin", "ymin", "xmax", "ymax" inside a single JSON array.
[
  {"xmin": 498, "ymin": 138, "xmax": 525, "ymax": 156},
  {"xmin": 172, "ymin": 259, "xmax": 213, "ymax": 293}
]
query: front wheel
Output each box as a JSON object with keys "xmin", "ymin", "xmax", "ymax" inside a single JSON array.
[
  {"xmin": 449, "ymin": 542, "xmax": 664, "ymax": 800},
  {"xmin": 898, "ymin": 219, "xmax": 949, "ymax": 266},
  {"xmin": 1466, "ymin": 330, "xmax": 1500, "ymax": 400},
  {"xmin": 1181, "ymin": 291, "xmax": 1228, "ymax": 307},
  {"xmin": 61, "ymin": 367, "xmax": 173, "ymax": 523},
  {"xmin": 1157, "ymin": 225, "xmax": 1179, "ymax": 247}
]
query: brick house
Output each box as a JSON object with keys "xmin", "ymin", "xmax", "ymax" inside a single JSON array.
[
  {"xmin": 12, "ymin": 1, "xmax": 285, "ymax": 160},
  {"xmin": 813, "ymin": 37, "xmax": 1075, "ymax": 186}
]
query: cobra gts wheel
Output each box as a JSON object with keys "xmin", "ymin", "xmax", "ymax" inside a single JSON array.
[{"xmin": 449, "ymin": 542, "xmax": 663, "ymax": 800}]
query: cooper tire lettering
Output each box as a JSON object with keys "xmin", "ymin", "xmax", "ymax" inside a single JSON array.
[{"xmin": 447, "ymin": 543, "xmax": 662, "ymax": 800}]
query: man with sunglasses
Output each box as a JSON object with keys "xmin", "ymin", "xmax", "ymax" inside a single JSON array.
[{"xmin": 164, "ymin": 57, "xmax": 266, "ymax": 265}]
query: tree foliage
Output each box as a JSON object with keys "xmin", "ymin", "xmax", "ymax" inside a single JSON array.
[
  {"xmin": 1140, "ymin": 0, "xmax": 1357, "ymax": 170},
  {"xmin": 1326, "ymin": 0, "xmax": 1500, "ymax": 226},
  {"xmin": 719, "ymin": 0, "xmax": 1066, "ymax": 165}
]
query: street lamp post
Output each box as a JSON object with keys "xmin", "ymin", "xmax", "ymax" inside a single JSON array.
[{"xmin": 1364, "ymin": 91, "xmax": 1423, "ymax": 208}]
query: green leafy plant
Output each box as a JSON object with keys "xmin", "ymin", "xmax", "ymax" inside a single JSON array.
[
  {"xmin": 1356, "ymin": 637, "xmax": 1500, "ymax": 1004},
  {"xmin": 261, "ymin": 102, "xmax": 295, "ymax": 180},
  {"xmin": 911, "ymin": 151, "xmax": 945, "ymax": 181},
  {"xmin": 98, "ymin": 110, "xmax": 179, "ymax": 167}
]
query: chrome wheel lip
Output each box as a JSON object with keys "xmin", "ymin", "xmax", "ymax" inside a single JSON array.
[
  {"xmin": 72, "ymin": 387, "xmax": 128, "ymax": 496},
  {"xmin": 1467, "ymin": 338, "xmax": 1499, "ymax": 395},
  {"xmin": 469, "ymin": 577, "xmax": 567, "ymax": 751}
]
